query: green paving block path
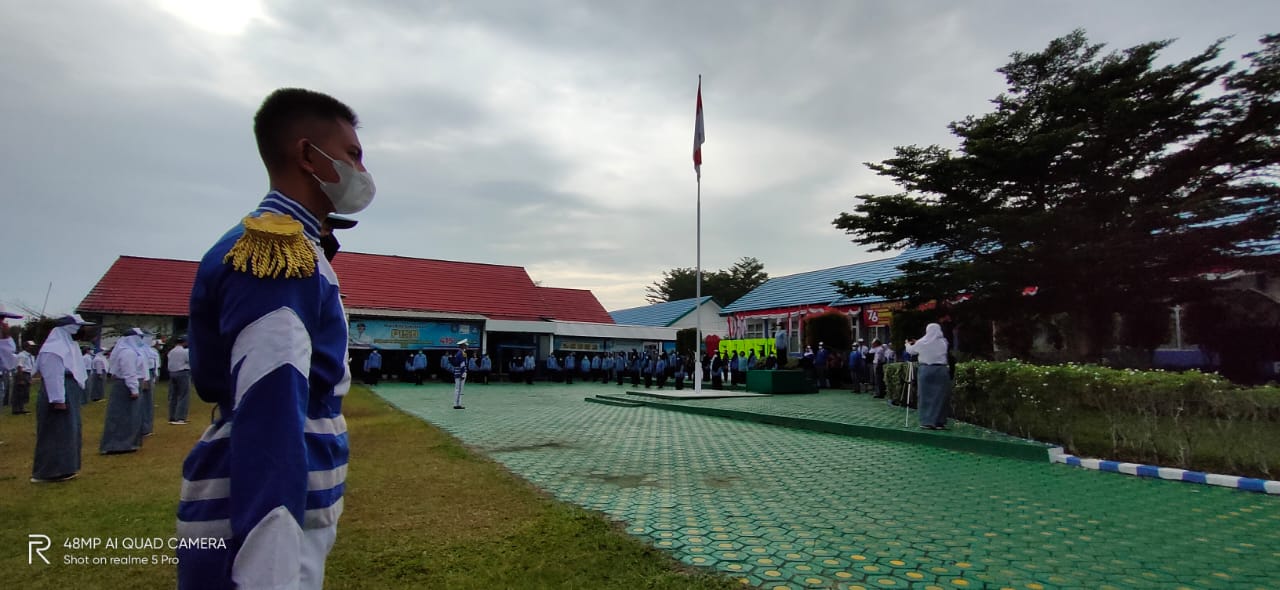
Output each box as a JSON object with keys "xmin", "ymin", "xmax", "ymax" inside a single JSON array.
[
  {"xmin": 374, "ymin": 382, "xmax": 1280, "ymax": 589},
  {"xmin": 640, "ymin": 388, "xmax": 1044, "ymax": 445},
  {"xmin": 600, "ymin": 389, "xmax": 1051, "ymax": 461}
]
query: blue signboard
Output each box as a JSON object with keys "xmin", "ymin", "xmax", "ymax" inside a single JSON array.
[{"xmin": 348, "ymin": 319, "xmax": 482, "ymax": 350}]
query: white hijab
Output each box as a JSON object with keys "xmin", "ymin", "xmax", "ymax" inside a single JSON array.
[
  {"xmin": 109, "ymin": 332, "xmax": 144, "ymax": 375},
  {"xmin": 912, "ymin": 323, "xmax": 949, "ymax": 358},
  {"xmin": 39, "ymin": 324, "xmax": 89, "ymax": 388}
]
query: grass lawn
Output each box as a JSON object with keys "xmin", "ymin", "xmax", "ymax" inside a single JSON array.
[{"xmin": 0, "ymin": 382, "xmax": 739, "ymax": 589}]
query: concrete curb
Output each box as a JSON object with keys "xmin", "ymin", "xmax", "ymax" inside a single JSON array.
[{"xmin": 1048, "ymin": 447, "xmax": 1280, "ymax": 495}]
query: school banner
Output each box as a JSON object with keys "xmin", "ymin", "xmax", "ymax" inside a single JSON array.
[
  {"xmin": 717, "ymin": 338, "xmax": 774, "ymax": 359},
  {"xmin": 348, "ymin": 319, "xmax": 482, "ymax": 350},
  {"xmin": 557, "ymin": 338, "xmax": 605, "ymax": 353}
]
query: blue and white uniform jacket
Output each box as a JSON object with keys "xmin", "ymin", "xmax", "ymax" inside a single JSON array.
[
  {"xmin": 177, "ymin": 192, "xmax": 350, "ymax": 589},
  {"xmin": 451, "ymin": 351, "xmax": 468, "ymax": 378}
]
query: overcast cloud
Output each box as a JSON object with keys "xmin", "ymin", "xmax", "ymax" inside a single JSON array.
[{"xmin": 2, "ymin": 0, "xmax": 1277, "ymax": 317}]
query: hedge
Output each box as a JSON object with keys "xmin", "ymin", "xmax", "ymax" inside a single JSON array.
[{"xmin": 882, "ymin": 360, "xmax": 1280, "ymax": 479}]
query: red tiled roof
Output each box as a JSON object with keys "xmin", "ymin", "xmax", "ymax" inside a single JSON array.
[
  {"xmin": 77, "ymin": 253, "xmax": 613, "ymax": 324},
  {"xmin": 330, "ymin": 252, "xmax": 551, "ymax": 321},
  {"xmin": 536, "ymin": 287, "xmax": 614, "ymax": 324},
  {"xmin": 77, "ymin": 256, "xmax": 198, "ymax": 316}
]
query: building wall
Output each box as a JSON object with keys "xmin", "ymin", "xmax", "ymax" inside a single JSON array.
[
  {"xmin": 88, "ymin": 314, "xmax": 182, "ymax": 348},
  {"xmin": 669, "ymin": 303, "xmax": 727, "ymax": 337}
]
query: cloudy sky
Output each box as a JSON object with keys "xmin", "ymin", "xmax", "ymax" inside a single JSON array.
[{"xmin": 2, "ymin": 0, "xmax": 1277, "ymax": 317}]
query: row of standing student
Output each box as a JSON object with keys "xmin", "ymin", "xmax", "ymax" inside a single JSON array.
[
  {"xmin": 0, "ymin": 310, "xmax": 192, "ymax": 483},
  {"xmin": 359, "ymin": 348, "xmax": 496, "ymax": 385}
]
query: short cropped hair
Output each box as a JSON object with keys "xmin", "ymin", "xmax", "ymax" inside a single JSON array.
[{"xmin": 253, "ymin": 88, "xmax": 358, "ymax": 172}]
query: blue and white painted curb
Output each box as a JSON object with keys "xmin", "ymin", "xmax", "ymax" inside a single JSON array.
[{"xmin": 1048, "ymin": 447, "xmax": 1280, "ymax": 495}]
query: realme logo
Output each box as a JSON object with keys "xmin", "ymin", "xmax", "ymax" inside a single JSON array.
[{"xmin": 29, "ymin": 534, "xmax": 51, "ymax": 565}]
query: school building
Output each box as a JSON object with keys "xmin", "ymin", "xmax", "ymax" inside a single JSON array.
[
  {"xmin": 608, "ymin": 296, "xmax": 727, "ymax": 337},
  {"xmin": 717, "ymin": 249, "xmax": 934, "ymax": 358},
  {"xmin": 75, "ymin": 252, "xmax": 676, "ymax": 376}
]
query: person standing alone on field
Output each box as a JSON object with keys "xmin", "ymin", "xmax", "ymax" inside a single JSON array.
[{"xmin": 452, "ymin": 340, "xmax": 469, "ymax": 409}]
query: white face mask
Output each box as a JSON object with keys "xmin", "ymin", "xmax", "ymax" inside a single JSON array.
[{"xmin": 310, "ymin": 144, "xmax": 376, "ymax": 215}]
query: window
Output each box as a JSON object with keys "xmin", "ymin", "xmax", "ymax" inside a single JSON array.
[{"xmin": 744, "ymin": 320, "xmax": 766, "ymax": 339}]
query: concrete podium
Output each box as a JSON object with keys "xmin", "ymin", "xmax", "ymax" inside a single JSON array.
[{"xmin": 745, "ymin": 370, "xmax": 816, "ymax": 394}]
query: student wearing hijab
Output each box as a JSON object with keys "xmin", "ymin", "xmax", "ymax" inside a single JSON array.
[
  {"xmin": 32, "ymin": 314, "xmax": 94, "ymax": 483},
  {"xmin": 905, "ymin": 323, "xmax": 952, "ymax": 430},
  {"xmin": 102, "ymin": 328, "xmax": 147, "ymax": 454},
  {"xmin": 709, "ymin": 352, "xmax": 724, "ymax": 389}
]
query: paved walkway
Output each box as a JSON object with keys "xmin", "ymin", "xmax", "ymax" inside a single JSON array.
[
  {"xmin": 375, "ymin": 382, "xmax": 1280, "ymax": 589},
  {"xmin": 595, "ymin": 388, "xmax": 1050, "ymax": 461}
]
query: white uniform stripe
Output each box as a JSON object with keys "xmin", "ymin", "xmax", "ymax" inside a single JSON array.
[
  {"xmin": 335, "ymin": 363, "xmax": 351, "ymax": 398},
  {"xmin": 177, "ymin": 518, "xmax": 233, "ymax": 540},
  {"xmin": 304, "ymin": 415, "xmax": 347, "ymax": 437},
  {"xmin": 304, "ymin": 497, "xmax": 344, "ymax": 529},
  {"xmin": 308, "ymin": 465, "xmax": 348, "ymax": 491},
  {"xmin": 232, "ymin": 307, "xmax": 311, "ymax": 410},
  {"xmin": 199, "ymin": 414, "xmax": 344, "ymax": 443},
  {"xmin": 182, "ymin": 477, "xmax": 231, "ymax": 502}
]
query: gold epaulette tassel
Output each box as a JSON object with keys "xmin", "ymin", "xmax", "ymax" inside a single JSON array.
[{"xmin": 223, "ymin": 212, "xmax": 316, "ymax": 279}]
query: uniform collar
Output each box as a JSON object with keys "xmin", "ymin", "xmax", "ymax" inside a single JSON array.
[{"xmin": 257, "ymin": 191, "xmax": 322, "ymax": 243}]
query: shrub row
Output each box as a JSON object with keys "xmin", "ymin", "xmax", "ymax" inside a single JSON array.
[{"xmin": 882, "ymin": 360, "xmax": 1280, "ymax": 478}]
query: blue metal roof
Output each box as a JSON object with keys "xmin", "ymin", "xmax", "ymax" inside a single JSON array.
[
  {"xmin": 609, "ymin": 296, "xmax": 716, "ymax": 327},
  {"xmin": 720, "ymin": 248, "xmax": 939, "ymax": 314}
]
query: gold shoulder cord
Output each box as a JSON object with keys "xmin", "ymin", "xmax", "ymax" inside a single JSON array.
[{"xmin": 222, "ymin": 212, "xmax": 317, "ymax": 279}]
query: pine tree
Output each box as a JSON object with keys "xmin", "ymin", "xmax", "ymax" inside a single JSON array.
[{"xmin": 833, "ymin": 31, "xmax": 1280, "ymax": 357}]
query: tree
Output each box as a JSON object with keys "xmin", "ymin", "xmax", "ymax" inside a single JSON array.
[
  {"xmin": 645, "ymin": 257, "xmax": 770, "ymax": 306},
  {"xmin": 644, "ymin": 267, "xmax": 699, "ymax": 304},
  {"xmin": 832, "ymin": 31, "xmax": 1280, "ymax": 359},
  {"xmin": 717, "ymin": 257, "xmax": 769, "ymax": 306}
]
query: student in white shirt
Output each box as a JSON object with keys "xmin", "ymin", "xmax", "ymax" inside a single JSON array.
[
  {"xmin": 32, "ymin": 314, "xmax": 95, "ymax": 483},
  {"xmin": 905, "ymin": 323, "xmax": 952, "ymax": 430},
  {"xmin": 167, "ymin": 336, "xmax": 191, "ymax": 424}
]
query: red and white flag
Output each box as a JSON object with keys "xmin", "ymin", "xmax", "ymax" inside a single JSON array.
[{"xmin": 693, "ymin": 77, "xmax": 704, "ymax": 179}]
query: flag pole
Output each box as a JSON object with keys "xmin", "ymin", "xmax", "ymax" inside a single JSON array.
[
  {"xmin": 694, "ymin": 162, "xmax": 703, "ymax": 392},
  {"xmin": 693, "ymin": 74, "xmax": 704, "ymax": 393}
]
